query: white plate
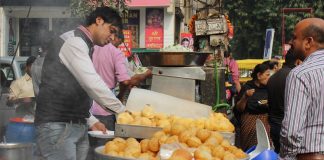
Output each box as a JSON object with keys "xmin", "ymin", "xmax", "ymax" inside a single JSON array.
[{"xmin": 88, "ymin": 130, "xmax": 114, "ymax": 139}]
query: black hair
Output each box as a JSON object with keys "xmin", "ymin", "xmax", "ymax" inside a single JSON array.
[
  {"xmin": 26, "ymin": 56, "xmax": 36, "ymax": 66},
  {"xmin": 85, "ymin": 7, "xmax": 123, "ymax": 29},
  {"xmin": 251, "ymin": 63, "xmax": 270, "ymax": 80},
  {"xmin": 262, "ymin": 60, "xmax": 278, "ymax": 70},
  {"xmin": 302, "ymin": 24, "xmax": 324, "ymax": 43},
  {"xmin": 284, "ymin": 49, "xmax": 297, "ymax": 68},
  {"xmin": 181, "ymin": 38, "xmax": 189, "ymax": 43}
]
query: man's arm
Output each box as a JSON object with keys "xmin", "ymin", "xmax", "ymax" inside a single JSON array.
[
  {"xmin": 59, "ymin": 37, "xmax": 125, "ymax": 114},
  {"xmin": 280, "ymin": 72, "xmax": 310, "ymax": 159}
]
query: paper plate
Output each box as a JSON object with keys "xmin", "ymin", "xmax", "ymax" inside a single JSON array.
[{"xmin": 88, "ymin": 130, "xmax": 114, "ymax": 139}]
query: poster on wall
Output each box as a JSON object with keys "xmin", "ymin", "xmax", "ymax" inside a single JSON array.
[
  {"xmin": 145, "ymin": 8, "xmax": 164, "ymax": 49},
  {"xmin": 180, "ymin": 33, "xmax": 193, "ymax": 50},
  {"xmin": 123, "ymin": 10, "xmax": 140, "ymax": 49},
  {"xmin": 118, "ymin": 30, "xmax": 132, "ymax": 57}
]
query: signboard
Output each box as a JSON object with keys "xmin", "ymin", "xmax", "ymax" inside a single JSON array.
[
  {"xmin": 145, "ymin": 28, "xmax": 163, "ymax": 48},
  {"xmin": 263, "ymin": 28, "xmax": 275, "ymax": 60},
  {"xmin": 145, "ymin": 8, "xmax": 164, "ymax": 49},
  {"xmin": 118, "ymin": 30, "xmax": 132, "ymax": 57},
  {"xmin": 123, "ymin": 10, "xmax": 140, "ymax": 48},
  {"xmin": 195, "ymin": 17, "xmax": 227, "ymax": 36}
]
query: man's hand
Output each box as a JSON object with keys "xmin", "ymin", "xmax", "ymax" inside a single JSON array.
[{"xmin": 90, "ymin": 122, "xmax": 107, "ymax": 134}]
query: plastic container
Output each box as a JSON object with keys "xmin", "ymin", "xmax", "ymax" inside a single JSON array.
[{"xmin": 5, "ymin": 119, "xmax": 35, "ymax": 143}]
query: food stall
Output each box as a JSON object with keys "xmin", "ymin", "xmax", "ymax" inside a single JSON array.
[{"xmin": 92, "ymin": 88, "xmax": 248, "ymax": 160}]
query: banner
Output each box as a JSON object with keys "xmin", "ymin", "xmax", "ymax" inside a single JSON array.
[
  {"xmin": 118, "ymin": 30, "xmax": 132, "ymax": 57},
  {"xmin": 145, "ymin": 8, "xmax": 164, "ymax": 49},
  {"xmin": 123, "ymin": 10, "xmax": 140, "ymax": 48},
  {"xmin": 263, "ymin": 28, "xmax": 275, "ymax": 60}
]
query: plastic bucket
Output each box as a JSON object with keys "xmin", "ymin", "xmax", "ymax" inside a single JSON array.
[{"xmin": 5, "ymin": 120, "xmax": 35, "ymax": 143}]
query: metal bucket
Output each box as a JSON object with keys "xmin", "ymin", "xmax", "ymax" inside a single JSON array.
[{"xmin": 0, "ymin": 143, "xmax": 34, "ymax": 160}]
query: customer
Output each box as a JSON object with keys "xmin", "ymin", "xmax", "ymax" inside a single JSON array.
[
  {"xmin": 280, "ymin": 18, "xmax": 324, "ymax": 160},
  {"xmin": 235, "ymin": 63, "xmax": 271, "ymax": 151},
  {"xmin": 7, "ymin": 56, "xmax": 36, "ymax": 104},
  {"xmin": 267, "ymin": 49, "xmax": 299, "ymax": 153},
  {"xmin": 34, "ymin": 7, "xmax": 125, "ymax": 160}
]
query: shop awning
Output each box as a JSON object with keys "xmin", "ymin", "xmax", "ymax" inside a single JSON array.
[{"xmin": 127, "ymin": 0, "xmax": 171, "ymax": 7}]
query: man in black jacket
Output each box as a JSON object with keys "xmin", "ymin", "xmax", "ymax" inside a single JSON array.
[
  {"xmin": 35, "ymin": 7, "xmax": 125, "ymax": 160},
  {"xmin": 267, "ymin": 49, "xmax": 299, "ymax": 153}
]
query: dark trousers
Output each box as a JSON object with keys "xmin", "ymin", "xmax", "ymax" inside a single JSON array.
[
  {"xmin": 87, "ymin": 114, "xmax": 116, "ymax": 160},
  {"xmin": 270, "ymin": 122, "xmax": 281, "ymax": 153}
]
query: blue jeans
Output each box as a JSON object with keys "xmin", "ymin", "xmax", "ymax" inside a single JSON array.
[{"xmin": 36, "ymin": 122, "xmax": 89, "ymax": 160}]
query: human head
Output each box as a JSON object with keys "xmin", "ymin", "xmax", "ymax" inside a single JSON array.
[
  {"xmin": 284, "ymin": 49, "xmax": 298, "ymax": 68},
  {"xmin": 85, "ymin": 7, "xmax": 123, "ymax": 46},
  {"xmin": 111, "ymin": 30, "xmax": 124, "ymax": 47},
  {"xmin": 251, "ymin": 63, "xmax": 271, "ymax": 86},
  {"xmin": 147, "ymin": 9, "xmax": 163, "ymax": 27},
  {"xmin": 181, "ymin": 38, "xmax": 190, "ymax": 48},
  {"xmin": 26, "ymin": 56, "xmax": 36, "ymax": 76},
  {"xmin": 262, "ymin": 60, "xmax": 279, "ymax": 74},
  {"xmin": 289, "ymin": 18, "xmax": 324, "ymax": 61}
]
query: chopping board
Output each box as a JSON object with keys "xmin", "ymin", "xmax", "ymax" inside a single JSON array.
[{"xmin": 125, "ymin": 88, "xmax": 212, "ymax": 119}]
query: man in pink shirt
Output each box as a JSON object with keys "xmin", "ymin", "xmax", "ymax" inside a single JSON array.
[{"xmin": 90, "ymin": 31, "xmax": 151, "ymax": 130}]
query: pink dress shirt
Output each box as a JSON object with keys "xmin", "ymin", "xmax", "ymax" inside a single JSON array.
[
  {"xmin": 223, "ymin": 57, "xmax": 240, "ymax": 83},
  {"xmin": 90, "ymin": 43, "xmax": 130, "ymax": 116}
]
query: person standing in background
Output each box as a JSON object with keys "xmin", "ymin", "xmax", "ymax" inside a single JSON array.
[
  {"xmin": 223, "ymin": 48, "xmax": 241, "ymax": 93},
  {"xmin": 280, "ymin": 18, "xmax": 324, "ymax": 160},
  {"xmin": 7, "ymin": 56, "xmax": 36, "ymax": 104},
  {"xmin": 267, "ymin": 49, "xmax": 299, "ymax": 153}
]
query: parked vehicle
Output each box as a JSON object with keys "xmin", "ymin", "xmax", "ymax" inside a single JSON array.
[{"xmin": 237, "ymin": 59, "xmax": 284, "ymax": 84}]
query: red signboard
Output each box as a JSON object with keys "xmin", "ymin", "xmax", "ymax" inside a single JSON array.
[
  {"xmin": 127, "ymin": 0, "xmax": 171, "ymax": 7},
  {"xmin": 118, "ymin": 30, "xmax": 132, "ymax": 57},
  {"xmin": 145, "ymin": 28, "xmax": 163, "ymax": 49}
]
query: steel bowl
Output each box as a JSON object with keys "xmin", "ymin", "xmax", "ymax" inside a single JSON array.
[
  {"xmin": 135, "ymin": 51, "xmax": 212, "ymax": 67},
  {"xmin": 94, "ymin": 146, "xmax": 134, "ymax": 160},
  {"xmin": 0, "ymin": 143, "xmax": 34, "ymax": 160}
]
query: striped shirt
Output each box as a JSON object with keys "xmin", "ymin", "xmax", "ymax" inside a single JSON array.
[{"xmin": 280, "ymin": 49, "xmax": 324, "ymax": 159}]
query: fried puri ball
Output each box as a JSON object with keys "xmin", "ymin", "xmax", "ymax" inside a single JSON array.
[
  {"xmin": 112, "ymin": 137, "xmax": 127, "ymax": 151},
  {"xmin": 196, "ymin": 128, "xmax": 211, "ymax": 142},
  {"xmin": 158, "ymin": 135, "xmax": 169, "ymax": 145},
  {"xmin": 211, "ymin": 145, "xmax": 225, "ymax": 159},
  {"xmin": 149, "ymin": 137, "xmax": 160, "ymax": 152},
  {"xmin": 105, "ymin": 150, "xmax": 119, "ymax": 157},
  {"xmin": 221, "ymin": 139, "xmax": 232, "ymax": 150},
  {"xmin": 153, "ymin": 131, "xmax": 166, "ymax": 139},
  {"xmin": 124, "ymin": 144, "xmax": 141, "ymax": 158},
  {"xmin": 179, "ymin": 130, "xmax": 192, "ymax": 143},
  {"xmin": 104, "ymin": 141, "xmax": 119, "ymax": 153},
  {"xmin": 165, "ymin": 135, "xmax": 179, "ymax": 144},
  {"xmin": 140, "ymin": 117, "xmax": 153, "ymax": 126},
  {"xmin": 171, "ymin": 124, "xmax": 186, "ymax": 136},
  {"xmin": 194, "ymin": 147, "xmax": 213, "ymax": 160},
  {"xmin": 157, "ymin": 119, "xmax": 171, "ymax": 133},
  {"xmin": 186, "ymin": 136, "xmax": 202, "ymax": 148},
  {"xmin": 142, "ymin": 105, "xmax": 155, "ymax": 118},
  {"xmin": 168, "ymin": 149, "xmax": 193, "ymax": 160},
  {"xmin": 231, "ymin": 147, "xmax": 247, "ymax": 159},
  {"xmin": 223, "ymin": 151, "xmax": 237, "ymax": 160},
  {"xmin": 140, "ymin": 139, "xmax": 150, "ymax": 153},
  {"xmin": 210, "ymin": 131, "xmax": 224, "ymax": 143},
  {"xmin": 117, "ymin": 112, "xmax": 134, "ymax": 124},
  {"xmin": 155, "ymin": 112, "xmax": 168, "ymax": 120}
]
